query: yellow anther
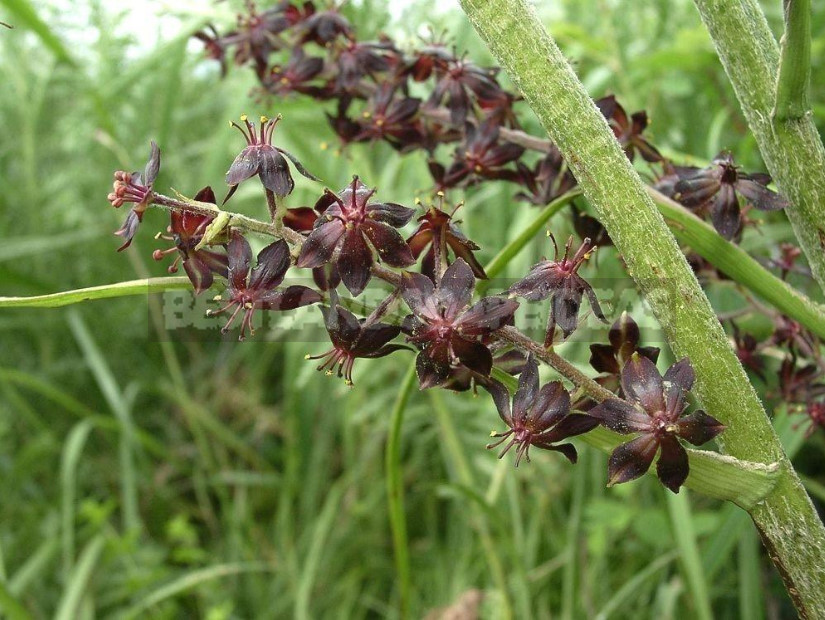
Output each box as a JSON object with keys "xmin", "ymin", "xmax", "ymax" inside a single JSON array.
[
  {"xmin": 325, "ymin": 370, "xmax": 334, "ymax": 376},
  {"xmin": 260, "ymin": 115, "xmax": 269, "ymax": 123},
  {"xmin": 213, "ymin": 295, "xmax": 223, "ymax": 301},
  {"xmin": 304, "ymin": 354, "xmax": 311, "ymax": 360},
  {"xmin": 436, "ymin": 191, "xmax": 444, "ymax": 197},
  {"xmin": 320, "ymin": 141, "xmax": 329, "ymax": 150},
  {"xmin": 489, "ymin": 430, "xmax": 497, "ymax": 437},
  {"xmin": 240, "ymin": 114, "xmax": 248, "ymax": 121}
]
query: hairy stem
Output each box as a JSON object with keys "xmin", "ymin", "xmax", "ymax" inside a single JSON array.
[
  {"xmin": 693, "ymin": 0, "xmax": 825, "ymax": 298},
  {"xmin": 458, "ymin": 0, "xmax": 825, "ymax": 615}
]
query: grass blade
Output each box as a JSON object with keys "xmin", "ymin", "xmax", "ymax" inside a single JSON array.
[
  {"xmin": 54, "ymin": 536, "xmax": 105, "ymax": 620},
  {"xmin": 385, "ymin": 363, "xmax": 417, "ymax": 618},
  {"xmin": 665, "ymin": 490, "xmax": 713, "ymax": 620}
]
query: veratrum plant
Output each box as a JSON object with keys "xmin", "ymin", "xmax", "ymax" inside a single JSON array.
[{"xmin": 2, "ymin": 1, "xmax": 825, "ymax": 618}]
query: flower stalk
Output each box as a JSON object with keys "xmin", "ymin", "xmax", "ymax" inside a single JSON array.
[{"xmin": 457, "ymin": 0, "xmax": 825, "ymax": 615}]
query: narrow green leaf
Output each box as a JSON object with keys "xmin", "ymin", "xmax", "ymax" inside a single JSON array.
[
  {"xmin": 666, "ymin": 490, "xmax": 713, "ymax": 620},
  {"xmin": 0, "ymin": 0, "xmax": 76, "ymax": 65},
  {"xmin": 54, "ymin": 536, "xmax": 104, "ymax": 620},
  {"xmin": 118, "ymin": 563, "xmax": 274, "ymax": 620},
  {"xmin": 0, "ymin": 277, "xmax": 192, "ymax": 308}
]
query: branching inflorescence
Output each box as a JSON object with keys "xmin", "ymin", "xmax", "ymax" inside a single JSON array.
[{"xmin": 102, "ymin": 0, "xmax": 825, "ymax": 491}]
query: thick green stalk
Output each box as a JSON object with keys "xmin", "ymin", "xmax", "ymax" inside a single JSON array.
[
  {"xmin": 692, "ymin": 0, "xmax": 825, "ymax": 297},
  {"xmin": 775, "ymin": 0, "xmax": 811, "ymax": 121},
  {"xmin": 458, "ymin": 1, "xmax": 825, "ymax": 616}
]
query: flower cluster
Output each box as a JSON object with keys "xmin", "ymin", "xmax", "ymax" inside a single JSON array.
[
  {"xmin": 194, "ymin": 3, "xmax": 789, "ymax": 246},
  {"xmin": 106, "ymin": 2, "xmax": 825, "ymax": 496}
]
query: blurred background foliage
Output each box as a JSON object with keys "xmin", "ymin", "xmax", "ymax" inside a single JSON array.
[{"xmin": 0, "ymin": 0, "xmax": 824, "ymax": 617}]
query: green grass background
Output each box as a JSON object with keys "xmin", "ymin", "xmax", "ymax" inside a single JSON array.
[{"xmin": 0, "ymin": 0, "xmax": 824, "ymax": 617}]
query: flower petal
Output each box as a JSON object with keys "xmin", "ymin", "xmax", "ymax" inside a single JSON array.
[
  {"xmin": 456, "ymin": 297, "xmax": 519, "ymax": 336},
  {"xmin": 226, "ymin": 146, "xmax": 260, "ymax": 187},
  {"xmin": 436, "ymin": 258, "xmax": 475, "ymax": 319},
  {"xmin": 367, "ymin": 202, "xmax": 415, "ymax": 227},
  {"xmin": 451, "ymin": 336, "xmax": 493, "ymax": 377},
  {"xmin": 531, "ymin": 380, "xmax": 573, "ymax": 430},
  {"xmin": 400, "ymin": 271, "xmax": 439, "ymax": 321},
  {"xmin": 711, "ymin": 184, "xmax": 741, "ymax": 240},
  {"xmin": 589, "ymin": 344, "xmax": 619, "ymax": 375},
  {"xmin": 416, "ymin": 344, "xmax": 451, "ymax": 389},
  {"xmin": 257, "ymin": 285, "xmax": 322, "ymax": 311},
  {"xmin": 664, "ymin": 357, "xmax": 695, "ymax": 392},
  {"xmin": 321, "ymin": 303, "xmax": 361, "ymax": 349},
  {"xmin": 535, "ymin": 412, "xmax": 598, "ymax": 443},
  {"xmin": 338, "ymin": 230, "xmax": 373, "ymax": 296},
  {"xmin": 144, "ymin": 141, "xmax": 161, "ymax": 186},
  {"xmin": 353, "ymin": 322, "xmax": 401, "ymax": 356},
  {"xmin": 508, "ymin": 262, "xmax": 562, "ymax": 301},
  {"xmin": 676, "ymin": 410, "xmax": 726, "ymax": 446},
  {"xmin": 482, "ymin": 378, "xmax": 513, "ymax": 426},
  {"xmin": 588, "ymin": 398, "xmax": 652, "ymax": 434},
  {"xmin": 620, "ymin": 354, "xmax": 665, "ymax": 414},
  {"xmin": 735, "ymin": 179, "xmax": 788, "ymax": 211},
  {"xmin": 183, "ymin": 257, "xmax": 214, "ymax": 295},
  {"xmin": 259, "ymin": 147, "xmax": 294, "ymax": 197},
  {"xmin": 227, "ymin": 231, "xmax": 252, "ymax": 292},
  {"xmin": 607, "ymin": 434, "xmax": 659, "ymax": 486},
  {"xmin": 551, "ymin": 278, "xmax": 584, "ymax": 338},
  {"xmin": 296, "ymin": 219, "xmax": 346, "ymax": 269},
  {"xmin": 512, "ymin": 354, "xmax": 540, "ymax": 422},
  {"xmin": 249, "ymin": 239, "xmax": 291, "ymax": 291},
  {"xmin": 656, "ymin": 436, "xmax": 689, "ymax": 493},
  {"xmin": 362, "ymin": 220, "xmax": 415, "ymax": 267}
]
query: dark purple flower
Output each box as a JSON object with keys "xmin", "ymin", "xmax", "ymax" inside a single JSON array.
[
  {"xmin": 730, "ymin": 321, "xmax": 765, "ymax": 381},
  {"xmin": 152, "ymin": 187, "xmax": 229, "ymax": 295},
  {"xmin": 508, "ymin": 236, "xmax": 606, "ymax": 344},
  {"xmin": 265, "ymin": 49, "xmax": 324, "ymax": 96},
  {"xmin": 406, "ymin": 201, "xmax": 486, "ymax": 280},
  {"xmin": 295, "ymin": 3, "xmax": 352, "ymax": 45},
  {"xmin": 595, "ymin": 95, "xmax": 663, "ymax": 163},
  {"xmin": 589, "ymin": 355, "xmax": 725, "ymax": 493},
  {"xmin": 431, "ymin": 118, "xmax": 524, "ymax": 189},
  {"xmin": 334, "ymin": 38, "xmax": 399, "ymax": 91},
  {"xmin": 589, "ymin": 312, "xmax": 660, "ymax": 378},
  {"xmin": 208, "ymin": 231, "xmax": 322, "ymax": 340},
  {"xmin": 514, "ymin": 146, "xmax": 577, "ymax": 206},
  {"xmin": 673, "ymin": 151, "xmax": 788, "ymax": 240},
  {"xmin": 442, "ymin": 349, "xmax": 526, "ymax": 393},
  {"xmin": 224, "ymin": 114, "xmax": 318, "ymax": 202},
  {"xmin": 570, "ymin": 204, "xmax": 612, "ymax": 249},
  {"xmin": 802, "ymin": 401, "xmax": 825, "ymax": 437},
  {"xmin": 108, "ymin": 141, "xmax": 161, "ymax": 251},
  {"xmin": 425, "ymin": 55, "xmax": 504, "ymax": 125},
  {"xmin": 401, "ymin": 259, "xmax": 519, "ymax": 389},
  {"xmin": 486, "ymin": 355, "xmax": 599, "ymax": 466},
  {"xmin": 352, "ymin": 83, "xmax": 422, "ymax": 149},
  {"xmin": 296, "ymin": 177, "xmax": 415, "ymax": 295},
  {"xmin": 306, "ymin": 293, "xmax": 407, "ymax": 385}
]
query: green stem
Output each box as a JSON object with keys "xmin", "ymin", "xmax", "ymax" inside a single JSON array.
[
  {"xmin": 774, "ymin": 0, "xmax": 811, "ymax": 121},
  {"xmin": 385, "ymin": 364, "xmax": 417, "ymax": 619},
  {"xmin": 693, "ymin": 0, "xmax": 825, "ymax": 297},
  {"xmin": 458, "ymin": 1, "xmax": 825, "ymax": 615},
  {"xmin": 0, "ymin": 277, "xmax": 192, "ymax": 308},
  {"xmin": 649, "ymin": 188, "xmax": 825, "ymax": 340}
]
